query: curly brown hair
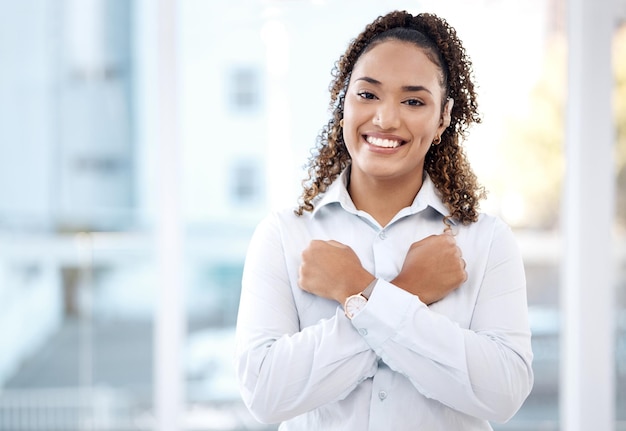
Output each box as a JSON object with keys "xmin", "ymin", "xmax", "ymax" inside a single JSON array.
[{"xmin": 295, "ymin": 10, "xmax": 486, "ymax": 224}]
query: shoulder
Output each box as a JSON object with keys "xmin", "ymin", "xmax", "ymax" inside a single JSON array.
[
  {"xmin": 460, "ymin": 212, "xmax": 520, "ymax": 251},
  {"xmin": 474, "ymin": 212, "xmax": 512, "ymax": 234},
  {"xmin": 253, "ymin": 206, "xmax": 313, "ymax": 237},
  {"xmin": 472, "ymin": 213, "xmax": 522, "ymax": 259},
  {"xmin": 272, "ymin": 206, "xmax": 314, "ymax": 226}
]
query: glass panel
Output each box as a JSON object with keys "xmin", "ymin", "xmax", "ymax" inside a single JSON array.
[
  {"xmin": 179, "ymin": 1, "xmax": 268, "ymax": 428},
  {"xmin": 615, "ymin": 15, "xmax": 626, "ymax": 427},
  {"xmin": 0, "ymin": 1, "xmax": 155, "ymax": 430}
]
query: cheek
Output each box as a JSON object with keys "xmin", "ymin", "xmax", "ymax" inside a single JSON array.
[
  {"xmin": 342, "ymin": 93, "xmax": 367, "ymax": 122},
  {"xmin": 340, "ymin": 122, "xmax": 359, "ymax": 157},
  {"xmin": 342, "ymin": 101, "xmax": 368, "ymax": 136},
  {"xmin": 341, "ymin": 105, "xmax": 358, "ymax": 141},
  {"xmin": 412, "ymin": 116, "xmax": 440, "ymax": 139},
  {"xmin": 341, "ymin": 126, "xmax": 357, "ymax": 154}
]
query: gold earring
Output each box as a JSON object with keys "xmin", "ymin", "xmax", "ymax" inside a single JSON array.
[
  {"xmin": 432, "ymin": 135, "xmax": 441, "ymax": 145},
  {"xmin": 339, "ymin": 119, "xmax": 344, "ymax": 128}
]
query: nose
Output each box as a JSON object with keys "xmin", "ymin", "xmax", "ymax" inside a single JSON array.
[{"xmin": 373, "ymin": 101, "xmax": 401, "ymax": 129}]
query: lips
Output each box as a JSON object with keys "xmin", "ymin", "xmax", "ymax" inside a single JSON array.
[{"xmin": 365, "ymin": 135, "xmax": 405, "ymax": 148}]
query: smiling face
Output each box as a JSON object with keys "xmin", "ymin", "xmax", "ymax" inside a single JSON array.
[{"xmin": 342, "ymin": 39, "xmax": 449, "ymax": 187}]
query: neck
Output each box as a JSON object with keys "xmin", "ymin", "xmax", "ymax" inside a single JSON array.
[{"xmin": 348, "ymin": 171, "xmax": 424, "ymax": 227}]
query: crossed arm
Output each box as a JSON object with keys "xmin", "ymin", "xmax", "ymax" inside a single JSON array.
[
  {"xmin": 298, "ymin": 231, "xmax": 467, "ymax": 306},
  {"xmin": 235, "ymin": 216, "xmax": 533, "ymax": 424}
]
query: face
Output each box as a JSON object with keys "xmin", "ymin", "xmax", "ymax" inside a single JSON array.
[{"xmin": 342, "ymin": 40, "xmax": 450, "ymax": 185}]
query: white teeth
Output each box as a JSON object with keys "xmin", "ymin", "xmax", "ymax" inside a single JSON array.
[{"xmin": 366, "ymin": 136, "xmax": 402, "ymax": 148}]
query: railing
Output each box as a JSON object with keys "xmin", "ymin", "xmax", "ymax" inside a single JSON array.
[
  {"xmin": 0, "ymin": 387, "xmax": 275, "ymax": 431},
  {"xmin": 0, "ymin": 387, "xmax": 140, "ymax": 431}
]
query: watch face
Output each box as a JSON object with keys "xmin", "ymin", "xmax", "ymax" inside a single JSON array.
[{"xmin": 345, "ymin": 294, "xmax": 367, "ymax": 319}]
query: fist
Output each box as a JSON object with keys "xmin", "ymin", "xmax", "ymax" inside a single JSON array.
[
  {"xmin": 392, "ymin": 232, "xmax": 467, "ymax": 305},
  {"xmin": 299, "ymin": 240, "xmax": 375, "ymax": 304}
]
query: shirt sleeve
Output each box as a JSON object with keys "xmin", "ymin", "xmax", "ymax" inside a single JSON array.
[
  {"xmin": 234, "ymin": 213, "xmax": 379, "ymax": 424},
  {"xmin": 351, "ymin": 219, "xmax": 534, "ymax": 423}
]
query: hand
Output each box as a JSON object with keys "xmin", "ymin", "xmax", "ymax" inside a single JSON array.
[
  {"xmin": 392, "ymin": 232, "xmax": 467, "ymax": 305},
  {"xmin": 299, "ymin": 240, "xmax": 375, "ymax": 304}
]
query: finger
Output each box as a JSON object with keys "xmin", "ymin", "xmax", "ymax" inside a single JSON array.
[
  {"xmin": 438, "ymin": 233, "xmax": 456, "ymax": 245},
  {"xmin": 326, "ymin": 240, "xmax": 347, "ymax": 248},
  {"xmin": 441, "ymin": 231, "xmax": 456, "ymax": 241},
  {"xmin": 308, "ymin": 239, "xmax": 324, "ymax": 248},
  {"xmin": 297, "ymin": 268, "xmax": 305, "ymax": 290}
]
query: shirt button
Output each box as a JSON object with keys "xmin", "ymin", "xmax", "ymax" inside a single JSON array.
[
  {"xmin": 378, "ymin": 390, "xmax": 387, "ymax": 400},
  {"xmin": 359, "ymin": 328, "xmax": 368, "ymax": 336},
  {"xmin": 378, "ymin": 230, "xmax": 387, "ymax": 240}
]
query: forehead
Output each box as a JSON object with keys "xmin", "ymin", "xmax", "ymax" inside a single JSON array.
[{"xmin": 351, "ymin": 40, "xmax": 443, "ymax": 90}]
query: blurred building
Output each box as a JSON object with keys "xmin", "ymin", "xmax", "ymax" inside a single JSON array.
[
  {"xmin": 0, "ymin": 0, "xmax": 548, "ymax": 395},
  {"xmin": 1, "ymin": 0, "xmax": 624, "ymax": 430}
]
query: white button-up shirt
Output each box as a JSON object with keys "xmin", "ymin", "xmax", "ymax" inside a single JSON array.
[{"xmin": 236, "ymin": 169, "xmax": 534, "ymax": 430}]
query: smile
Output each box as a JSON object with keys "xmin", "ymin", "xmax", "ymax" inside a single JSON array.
[{"xmin": 365, "ymin": 136, "xmax": 405, "ymax": 148}]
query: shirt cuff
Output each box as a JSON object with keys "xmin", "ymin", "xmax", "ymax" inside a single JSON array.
[{"xmin": 350, "ymin": 279, "xmax": 424, "ymax": 349}]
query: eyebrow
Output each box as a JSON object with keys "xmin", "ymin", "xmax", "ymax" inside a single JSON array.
[{"xmin": 355, "ymin": 76, "xmax": 433, "ymax": 95}]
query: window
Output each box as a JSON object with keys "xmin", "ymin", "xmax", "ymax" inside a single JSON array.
[
  {"xmin": 1, "ymin": 1, "xmax": 624, "ymax": 430},
  {"xmin": 229, "ymin": 67, "xmax": 260, "ymax": 112},
  {"xmin": 230, "ymin": 158, "xmax": 263, "ymax": 206}
]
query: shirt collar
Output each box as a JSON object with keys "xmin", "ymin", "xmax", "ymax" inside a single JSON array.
[
  {"xmin": 311, "ymin": 168, "xmax": 357, "ymax": 216},
  {"xmin": 311, "ymin": 168, "xmax": 454, "ymax": 224}
]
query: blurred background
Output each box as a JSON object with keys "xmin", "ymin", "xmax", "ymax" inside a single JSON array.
[{"xmin": 0, "ymin": 0, "xmax": 624, "ymax": 430}]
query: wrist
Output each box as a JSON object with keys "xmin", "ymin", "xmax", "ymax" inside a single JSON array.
[
  {"xmin": 391, "ymin": 277, "xmax": 431, "ymax": 304},
  {"xmin": 343, "ymin": 277, "xmax": 377, "ymax": 319},
  {"xmin": 390, "ymin": 274, "xmax": 407, "ymax": 292},
  {"xmin": 361, "ymin": 278, "xmax": 377, "ymax": 299},
  {"xmin": 339, "ymin": 274, "xmax": 376, "ymax": 304}
]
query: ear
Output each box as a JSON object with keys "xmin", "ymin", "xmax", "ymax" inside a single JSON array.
[{"xmin": 440, "ymin": 98, "xmax": 454, "ymax": 129}]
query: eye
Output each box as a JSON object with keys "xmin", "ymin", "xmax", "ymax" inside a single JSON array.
[
  {"xmin": 357, "ymin": 91, "xmax": 377, "ymax": 100},
  {"xmin": 403, "ymin": 98, "xmax": 424, "ymax": 107}
]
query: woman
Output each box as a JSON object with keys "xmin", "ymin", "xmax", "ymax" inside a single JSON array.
[{"xmin": 236, "ymin": 10, "xmax": 533, "ymax": 430}]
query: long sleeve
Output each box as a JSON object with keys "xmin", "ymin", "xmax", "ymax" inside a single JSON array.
[
  {"xmin": 234, "ymin": 213, "xmax": 378, "ymax": 424},
  {"xmin": 235, "ymin": 172, "xmax": 534, "ymax": 430},
  {"xmin": 351, "ymin": 218, "xmax": 534, "ymax": 422}
]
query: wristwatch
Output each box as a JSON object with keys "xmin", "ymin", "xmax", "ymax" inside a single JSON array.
[{"xmin": 344, "ymin": 279, "xmax": 377, "ymax": 319}]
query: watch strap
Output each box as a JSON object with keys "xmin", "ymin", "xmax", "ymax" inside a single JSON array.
[{"xmin": 361, "ymin": 278, "xmax": 377, "ymax": 300}]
